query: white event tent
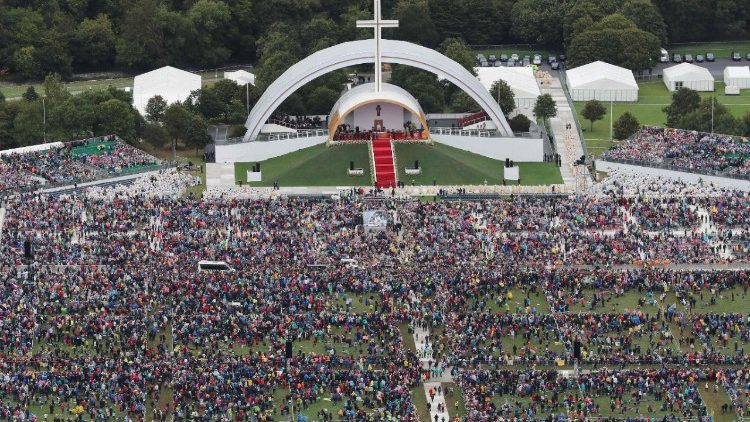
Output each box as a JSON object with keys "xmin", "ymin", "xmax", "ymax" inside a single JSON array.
[
  {"xmin": 565, "ymin": 61, "xmax": 639, "ymax": 102},
  {"xmin": 724, "ymin": 66, "xmax": 750, "ymax": 89},
  {"xmin": 224, "ymin": 70, "xmax": 256, "ymax": 86},
  {"xmin": 132, "ymin": 66, "xmax": 202, "ymax": 116},
  {"xmin": 663, "ymin": 63, "xmax": 714, "ymax": 92},
  {"xmin": 475, "ymin": 66, "xmax": 541, "ymax": 108}
]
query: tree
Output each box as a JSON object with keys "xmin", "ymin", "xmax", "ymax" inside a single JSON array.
[
  {"xmin": 490, "ymin": 80, "xmax": 516, "ymax": 117},
  {"xmin": 618, "ymin": 0, "xmax": 668, "ymax": 43},
  {"xmin": 141, "ymin": 122, "xmax": 170, "ymax": 148},
  {"xmin": 305, "ymin": 86, "xmax": 339, "ymax": 115},
  {"xmin": 145, "ymin": 95, "xmax": 167, "ymax": 124},
  {"xmin": 613, "ymin": 112, "xmax": 640, "ymax": 140},
  {"xmin": 742, "ymin": 113, "xmax": 750, "ymax": 137},
  {"xmin": 449, "ymin": 91, "xmax": 479, "ymax": 113},
  {"xmin": 533, "ymin": 94, "xmax": 557, "ymax": 121},
  {"xmin": 677, "ymin": 97, "xmax": 740, "ymax": 136},
  {"xmin": 13, "ymin": 46, "xmax": 42, "ymax": 80},
  {"xmin": 188, "ymin": 89, "xmax": 226, "ymax": 121},
  {"xmin": 581, "ymin": 100, "xmax": 606, "ymax": 130},
  {"xmin": 43, "ymin": 73, "xmax": 69, "ymax": 104},
  {"xmin": 72, "ymin": 14, "xmax": 116, "ymax": 68},
  {"xmin": 96, "ymin": 99, "xmax": 138, "ymax": 140},
  {"xmin": 511, "ymin": 0, "xmax": 563, "ymax": 48},
  {"xmin": 440, "ymin": 38, "xmax": 475, "ymax": 74},
  {"xmin": 187, "ymin": 0, "xmax": 232, "ymax": 66},
  {"xmin": 185, "ymin": 113, "xmax": 211, "ymax": 154},
  {"xmin": 115, "ymin": 0, "xmax": 165, "ymax": 68},
  {"xmin": 22, "ymin": 87, "xmax": 39, "ymax": 102},
  {"xmin": 394, "ymin": 0, "xmax": 439, "ymax": 47},
  {"xmin": 567, "ymin": 14, "xmax": 660, "ymax": 70},
  {"xmin": 509, "ymin": 114, "xmax": 531, "ymax": 132},
  {"xmin": 663, "ymin": 87, "xmax": 700, "ymax": 127}
]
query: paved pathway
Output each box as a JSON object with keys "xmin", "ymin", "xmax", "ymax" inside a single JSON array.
[
  {"xmin": 539, "ymin": 77, "xmax": 591, "ymax": 190},
  {"xmin": 413, "ymin": 323, "xmax": 452, "ymax": 421}
]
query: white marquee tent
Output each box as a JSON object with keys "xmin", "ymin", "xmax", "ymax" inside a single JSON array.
[
  {"xmin": 566, "ymin": 61, "xmax": 638, "ymax": 102},
  {"xmin": 132, "ymin": 66, "xmax": 201, "ymax": 116},
  {"xmin": 475, "ymin": 66, "xmax": 541, "ymax": 108},
  {"xmin": 724, "ymin": 66, "xmax": 750, "ymax": 89},
  {"xmin": 224, "ymin": 70, "xmax": 255, "ymax": 86},
  {"xmin": 663, "ymin": 63, "xmax": 714, "ymax": 92}
]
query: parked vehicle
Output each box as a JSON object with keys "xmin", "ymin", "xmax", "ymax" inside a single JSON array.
[
  {"xmin": 695, "ymin": 54, "xmax": 704, "ymax": 63},
  {"xmin": 706, "ymin": 52, "xmax": 715, "ymax": 62},
  {"xmin": 533, "ymin": 54, "xmax": 542, "ymax": 65},
  {"xmin": 488, "ymin": 54, "xmax": 497, "ymax": 63},
  {"xmin": 746, "ymin": 52, "xmax": 750, "ymax": 61},
  {"xmin": 507, "ymin": 58, "xmax": 516, "ymax": 67},
  {"xmin": 511, "ymin": 53, "xmax": 519, "ymax": 61},
  {"xmin": 684, "ymin": 54, "xmax": 693, "ymax": 63},
  {"xmin": 500, "ymin": 54, "xmax": 508, "ymax": 62},
  {"xmin": 659, "ymin": 48, "xmax": 669, "ymax": 63},
  {"xmin": 732, "ymin": 51, "xmax": 741, "ymax": 61},
  {"xmin": 558, "ymin": 54, "xmax": 567, "ymax": 62},
  {"xmin": 547, "ymin": 54, "xmax": 557, "ymax": 65},
  {"xmin": 551, "ymin": 61, "xmax": 560, "ymax": 70},
  {"xmin": 494, "ymin": 61, "xmax": 502, "ymax": 67},
  {"xmin": 672, "ymin": 53, "xmax": 682, "ymax": 63},
  {"xmin": 522, "ymin": 57, "xmax": 530, "ymax": 66}
]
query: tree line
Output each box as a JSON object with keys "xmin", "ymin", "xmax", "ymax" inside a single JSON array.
[
  {"xmin": 0, "ymin": 74, "xmax": 258, "ymax": 151},
  {"xmin": 1, "ymin": 0, "xmax": 747, "ymax": 82}
]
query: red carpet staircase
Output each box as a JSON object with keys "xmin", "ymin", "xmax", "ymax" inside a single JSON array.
[{"xmin": 372, "ymin": 133, "xmax": 397, "ymax": 189}]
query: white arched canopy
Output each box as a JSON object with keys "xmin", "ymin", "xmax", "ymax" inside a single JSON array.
[{"xmin": 244, "ymin": 39, "xmax": 513, "ymax": 141}]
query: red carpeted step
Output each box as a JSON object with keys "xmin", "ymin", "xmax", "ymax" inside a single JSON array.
[{"xmin": 371, "ymin": 134, "xmax": 397, "ymax": 188}]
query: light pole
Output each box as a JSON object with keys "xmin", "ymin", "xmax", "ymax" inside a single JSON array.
[
  {"xmin": 609, "ymin": 99, "xmax": 613, "ymax": 141},
  {"xmin": 246, "ymin": 82, "xmax": 250, "ymax": 114},
  {"xmin": 42, "ymin": 98, "xmax": 46, "ymax": 142}
]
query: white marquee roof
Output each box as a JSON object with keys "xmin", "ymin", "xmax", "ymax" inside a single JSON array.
[
  {"xmin": 566, "ymin": 61, "xmax": 638, "ymax": 90},
  {"xmin": 663, "ymin": 63, "xmax": 714, "ymax": 81},
  {"xmin": 132, "ymin": 66, "xmax": 201, "ymax": 115},
  {"xmin": 224, "ymin": 70, "xmax": 255, "ymax": 86},
  {"xmin": 725, "ymin": 66, "xmax": 750, "ymax": 79},
  {"xmin": 475, "ymin": 66, "xmax": 541, "ymax": 99}
]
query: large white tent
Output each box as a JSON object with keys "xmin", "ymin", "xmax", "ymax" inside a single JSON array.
[
  {"xmin": 663, "ymin": 63, "xmax": 714, "ymax": 92},
  {"xmin": 224, "ymin": 70, "xmax": 255, "ymax": 86},
  {"xmin": 724, "ymin": 66, "xmax": 750, "ymax": 89},
  {"xmin": 132, "ymin": 66, "xmax": 201, "ymax": 115},
  {"xmin": 475, "ymin": 66, "xmax": 541, "ymax": 108},
  {"xmin": 566, "ymin": 61, "xmax": 638, "ymax": 102}
]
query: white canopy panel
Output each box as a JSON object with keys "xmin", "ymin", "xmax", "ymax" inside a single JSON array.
[
  {"xmin": 566, "ymin": 61, "xmax": 638, "ymax": 102},
  {"xmin": 224, "ymin": 70, "xmax": 256, "ymax": 86},
  {"xmin": 132, "ymin": 66, "xmax": 201, "ymax": 115},
  {"xmin": 475, "ymin": 66, "xmax": 541, "ymax": 100},
  {"xmin": 724, "ymin": 66, "xmax": 750, "ymax": 89},
  {"xmin": 663, "ymin": 63, "xmax": 714, "ymax": 92}
]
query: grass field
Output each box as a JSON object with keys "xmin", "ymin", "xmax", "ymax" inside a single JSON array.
[
  {"xmin": 235, "ymin": 143, "xmax": 372, "ymax": 187},
  {"xmin": 575, "ymin": 80, "xmax": 750, "ymax": 157},
  {"xmin": 394, "ymin": 143, "xmax": 563, "ymax": 186}
]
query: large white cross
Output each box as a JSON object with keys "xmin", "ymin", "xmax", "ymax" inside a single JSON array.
[{"xmin": 357, "ymin": 0, "xmax": 398, "ymax": 92}]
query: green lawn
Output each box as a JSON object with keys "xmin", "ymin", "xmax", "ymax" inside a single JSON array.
[
  {"xmin": 471, "ymin": 287, "xmax": 551, "ymax": 314},
  {"xmin": 563, "ymin": 290, "xmax": 662, "ymax": 314},
  {"xmin": 394, "ymin": 142, "xmax": 563, "ymax": 186},
  {"xmin": 575, "ymin": 80, "xmax": 750, "ymax": 157},
  {"xmin": 235, "ymin": 143, "xmax": 372, "ymax": 187},
  {"xmin": 701, "ymin": 382, "xmax": 736, "ymax": 422},
  {"xmin": 411, "ymin": 387, "xmax": 431, "ymax": 422}
]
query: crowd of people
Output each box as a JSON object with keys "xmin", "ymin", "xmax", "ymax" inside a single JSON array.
[
  {"xmin": 601, "ymin": 127, "xmax": 750, "ymax": 176},
  {"xmin": 1, "ymin": 160, "xmax": 750, "ymax": 420},
  {"xmin": 0, "ymin": 136, "xmax": 160, "ymax": 195}
]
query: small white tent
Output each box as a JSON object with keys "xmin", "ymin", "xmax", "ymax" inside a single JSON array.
[
  {"xmin": 132, "ymin": 66, "xmax": 201, "ymax": 116},
  {"xmin": 724, "ymin": 66, "xmax": 750, "ymax": 89},
  {"xmin": 566, "ymin": 61, "xmax": 638, "ymax": 102},
  {"xmin": 224, "ymin": 70, "xmax": 255, "ymax": 86},
  {"xmin": 475, "ymin": 66, "xmax": 541, "ymax": 108},
  {"xmin": 663, "ymin": 63, "xmax": 714, "ymax": 92}
]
